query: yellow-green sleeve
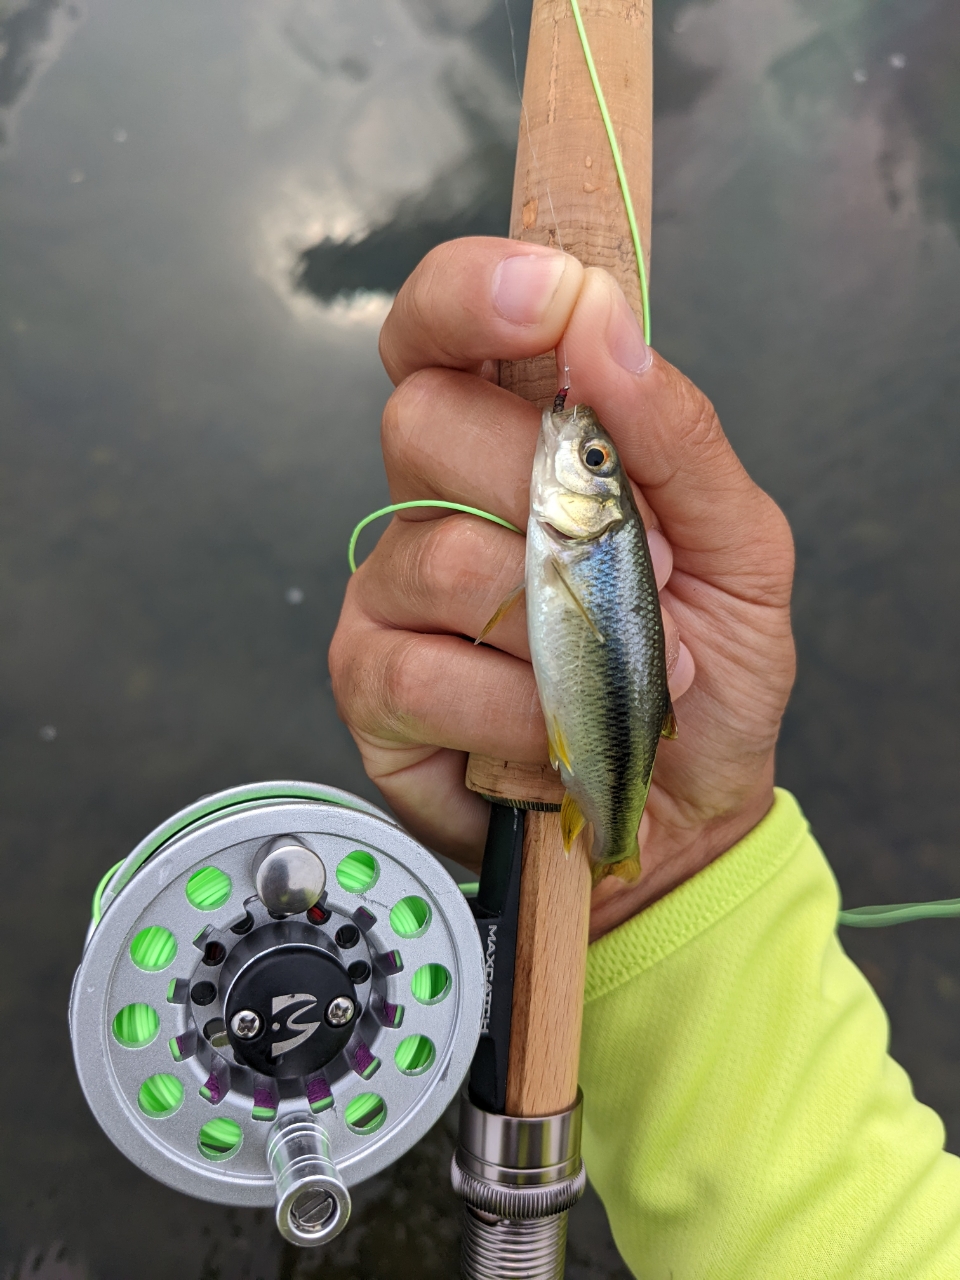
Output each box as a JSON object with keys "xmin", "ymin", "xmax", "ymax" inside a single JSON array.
[{"xmin": 580, "ymin": 789, "xmax": 960, "ymax": 1279}]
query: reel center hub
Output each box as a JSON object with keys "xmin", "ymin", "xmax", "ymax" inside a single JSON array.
[{"xmin": 223, "ymin": 937, "xmax": 358, "ymax": 1078}]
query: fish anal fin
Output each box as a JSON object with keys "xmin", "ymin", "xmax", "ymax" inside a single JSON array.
[
  {"xmin": 591, "ymin": 854, "xmax": 642, "ymax": 888},
  {"xmin": 560, "ymin": 791, "xmax": 586, "ymax": 852},
  {"xmin": 547, "ymin": 716, "xmax": 573, "ymax": 774},
  {"xmin": 474, "ymin": 582, "xmax": 525, "ymax": 645},
  {"xmin": 548, "ymin": 555, "xmax": 605, "ymax": 645},
  {"xmin": 661, "ymin": 701, "xmax": 678, "ymax": 740}
]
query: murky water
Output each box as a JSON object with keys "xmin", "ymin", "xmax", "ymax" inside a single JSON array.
[{"xmin": 1, "ymin": 0, "xmax": 959, "ymax": 1274}]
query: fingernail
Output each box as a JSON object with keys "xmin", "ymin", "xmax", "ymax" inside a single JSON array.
[
  {"xmin": 605, "ymin": 280, "xmax": 652, "ymax": 374},
  {"xmin": 493, "ymin": 252, "xmax": 568, "ymax": 325}
]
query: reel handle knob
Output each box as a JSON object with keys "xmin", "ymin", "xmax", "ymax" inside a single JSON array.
[{"xmin": 267, "ymin": 1113, "xmax": 351, "ymax": 1248}]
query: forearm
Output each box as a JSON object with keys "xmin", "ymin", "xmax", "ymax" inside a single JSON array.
[{"xmin": 580, "ymin": 790, "xmax": 960, "ymax": 1279}]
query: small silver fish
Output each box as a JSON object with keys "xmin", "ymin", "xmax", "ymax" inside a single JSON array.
[{"xmin": 525, "ymin": 403, "xmax": 675, "ymax": 883}]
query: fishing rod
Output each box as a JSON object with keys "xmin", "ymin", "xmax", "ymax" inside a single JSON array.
[
  {"xmin": 450, "ymin": 0, "xmax": 652, "ymax": 1275},
  {"xmin": 68, "ymin": 0, "xmax": 652, "ymax": 1273}
]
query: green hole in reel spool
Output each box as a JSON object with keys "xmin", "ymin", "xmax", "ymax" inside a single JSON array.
[
  {"xmin": 185, "ymin": 866, "xmax": 232, "ymax": 910},
  {"xmin": 344, "ymin": 1092, "xmax": 386, "ymax": 1135},
  {"xmin": 130, "ymin": 925, "xmax": 178, "ymax": 972},
  {"xmin": 336, "ymin": 850, "xmax": 379, "ymax": 894},
  {"xmin": 410, "ymin": 963, "xmax": 450, "ymax": 1005},
  {"xmin": 390, "ymin": 895, "xmax": 431, "ymax": 939},
  {"xmin": 198, "ymin": 1117, "xmax": 243, "ymax": 1161},
  {"xmin": 394, "ymin": 1034, "xmax": 435, "ymax": 1076},
  {"xmin": 112, "ymin": 1003, "xmax": 160, "ymax": 1048},
  {"xmin": 138, "ymin": 1073, "xmax": 184, "ymax": 1118}
]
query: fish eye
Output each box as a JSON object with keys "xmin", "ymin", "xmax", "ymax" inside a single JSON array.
[{"xmin": 582, "ymin": 441, "xmax": 610, "ymax": 470}]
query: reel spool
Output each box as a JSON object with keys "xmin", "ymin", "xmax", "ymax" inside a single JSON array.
[{"xmin": 70, "ymin": 782, "xmax": 484, "ymax": 1247}]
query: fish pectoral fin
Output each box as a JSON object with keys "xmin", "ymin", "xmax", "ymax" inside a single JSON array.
[
  {"xmin": 560, "ymin": 791, "xmax": 586, "ymax": 852},
  {"xmin": 591, "ymin": 854, "xmax": 642, "ymax": 888},
  {"xmin": 661, "ymin": 700, "xmax": 678, "ymax": 740},
  {"xmin": 547, "ymin": 716, "xmax": 573, "ymax": 774},
  {"xmin": 548, "ymin": 555, "xmax": 605, "ymax": 644},
  {"xmin": 474, "ymin": 583, "xmax": 525, "ymax": 645}
]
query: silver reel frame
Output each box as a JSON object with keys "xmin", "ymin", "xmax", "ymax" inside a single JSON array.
[{"xmin": 70, "ymin": 782, "xmax": 484, "ymax": 1237}]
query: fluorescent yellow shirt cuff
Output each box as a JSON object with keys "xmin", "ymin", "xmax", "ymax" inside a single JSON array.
[{"xmin": 580, "ymin": 789, "xmax": 960, "ymax": 1279}]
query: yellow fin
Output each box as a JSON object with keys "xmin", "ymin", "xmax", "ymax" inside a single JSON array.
[
  {"xmin": 474, "ymin": 583, "xmax": 525, "ymax": 645},
  {"xmin": 548, "ymin": 555, "xmax": 605, "ymax": 644},
  {"xmin": 591, "ymin": 854, "xmax": 642, "ymax": 888},
  {"xmin": 661, "ymin": 704, "xmax": 678, "ymax": 739},
  {"xmin": 560, "ymin": 791, "xmax": 586, "ymax": 852},
  {"xmin": 547, "ymin": 716, "xmax": 573, "ymax": 773}
]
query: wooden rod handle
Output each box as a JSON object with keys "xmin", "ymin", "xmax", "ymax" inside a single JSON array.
[{"xmin": 466, "ymin": 0, "xmax": 653, "ymax": 1118}]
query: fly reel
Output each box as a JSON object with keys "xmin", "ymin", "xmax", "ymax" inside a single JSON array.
[{"xmin": 70, "ymin": 782, "xmax": 484, "ymax": 1247}]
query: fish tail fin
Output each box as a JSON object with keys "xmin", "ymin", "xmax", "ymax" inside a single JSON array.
[
  {"xmin": 560, "ymin": 791, "xmax": 586, "ymax": 853},
  {"xmin": 591, "ymin": 854, "xmax": 642, "ymax": 887},
  {"xmin": 661, "ymin": 697, "xmax": 678, "ymax": 740},
  {"xmin": 474, "ymin": 583, "xmax": 525, "ymax": 645}
]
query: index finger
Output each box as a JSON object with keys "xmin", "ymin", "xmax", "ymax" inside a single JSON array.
[{"xmin": 379, "ymin": 238, "xmax": 584, "ymax": 384}]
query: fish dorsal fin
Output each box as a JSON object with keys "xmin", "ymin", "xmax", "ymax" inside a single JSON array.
[
  {"xmin": 560, "ymin": 791, "xmax": 586, "ymax": 852},
  {"xmin": 548, "ymin": 555, "xmax": 605, "ymax": 645},
  {"xmin": 661, "ymin": 702, "xmax": 678, "ymax": 740},
  {"xmin": 474, "ymin": 582, "xmax": 525, "ymax": 646}
]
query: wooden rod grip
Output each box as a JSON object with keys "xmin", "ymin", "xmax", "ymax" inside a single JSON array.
[
  {"xmin": 503, "ymin": 0, "xmax": 653, "ymax": 409},
  {"xmin": 465, "ymin": 0, "xmax": 653, "ymax": 1117},
  {"xmin": 505, "ymin": 813, "xmax": 591, "ymax": 1115}
]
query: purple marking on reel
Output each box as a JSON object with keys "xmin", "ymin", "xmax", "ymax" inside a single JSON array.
[
  {"xmin": 376, "ymin": 949, "xmax": 403, "ymax": 976},
  {"xmin": 253, "ymin": 1086, "xmax": 274, "ymax": 1110},
  {"xmin": 201, "ymin": 1072, "xmax": 222, "ymax": 1104},
  {"xmin": 307, "ymin": 1076, "xmax": 332, "ymax": 1106},
  {"xmin": 381, "ymin": 1001, "xmax": 403, "ymax": 1028},
  {"xmin": 353, "ymin": 906, "xmax": 377, "ymax": 932},
  {"xmin": 353, "ymin": 1042, "xmax": 379, "ymax": 1078}
]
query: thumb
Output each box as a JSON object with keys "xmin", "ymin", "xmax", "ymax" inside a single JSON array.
[{"xmin": 563, "ymin": 268, "xmax": 791, "ymax": 605}]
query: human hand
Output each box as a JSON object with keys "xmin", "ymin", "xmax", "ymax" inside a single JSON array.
[{"xmin": 329, "ymin": 238, "xmax": 796, "ymax": 940}]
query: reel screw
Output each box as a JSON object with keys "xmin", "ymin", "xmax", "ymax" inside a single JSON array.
[
  {"xmin": 231, "ymin": 1009, "xmax": 263, "ymax": 1040},
  {"xmin": 325, "ymin": 996, "xmax": 355, "ymax": 1028}
]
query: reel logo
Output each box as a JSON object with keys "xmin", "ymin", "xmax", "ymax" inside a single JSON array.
[{"xmin": 270, "ymin": 992, "xmax": 322, "ymax": 1058}]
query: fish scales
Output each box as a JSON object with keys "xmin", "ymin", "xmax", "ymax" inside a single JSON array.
[{"xmin": 526, "ymin": 404, "xmax": 671, "ymax": 878}]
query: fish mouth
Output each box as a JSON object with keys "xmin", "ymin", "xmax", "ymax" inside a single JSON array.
[{"xmin": 538, "ymin": 519, "xmax": 577, "ymax": 543}]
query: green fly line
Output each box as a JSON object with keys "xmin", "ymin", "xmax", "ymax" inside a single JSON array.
[
  {"xmin": 568, "ymin": 0, "xmax": 651, "ymax": 344},
  {"xmin": 348, "ymin": 501, "xmax": 521, "ymax": 573},
  {"xmin": 92, "ymin": 859, "xmax": 126, "ymax": 925},
  {"xmin": 838, "ymin": 899, "xmax": 960, "ymax": 928}
]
